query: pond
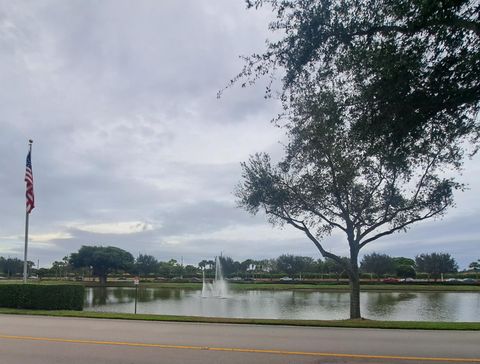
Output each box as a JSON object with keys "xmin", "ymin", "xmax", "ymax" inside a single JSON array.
[{"xmin": 84, "ymin": 287, "xmax": 480, "ymax": 322}]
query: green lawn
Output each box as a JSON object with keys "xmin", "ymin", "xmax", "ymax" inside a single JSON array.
[
  {"xmin": 106, "ymin": 281, "xmax": 480, "ymax": 292},
  {"xmin": 232, "ymin": 283, "xmax": 480, "ymax": 292},
  {"xmin": 1, "ymin": 280, "xmax": 479, "ymax": 292},
  {"xmin": 0, "ymin": 308, "xmax": 479, "ymax": 330}
]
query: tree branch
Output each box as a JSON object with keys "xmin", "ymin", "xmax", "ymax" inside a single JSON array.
[
  {"xmin": 348, "ymin": 17, "xmax": 480, "ymax": 39},
  {"xmin": 280, "ymin": 178, "xmax": 348, "ymax": 232},
  {"xmin": 359, "ymin": 152, "xmax": 440, "ymax": 240},
  {"xmin": 265, "ymin": 207, "xmax": 350, "ymax": 273},
  {"xmin": 324, "ymin": 151, "xmax": 350, "ymax": 221},
  {"xmin": 359, "ymin": 203, "xmax": 449, "ymax": 249}
]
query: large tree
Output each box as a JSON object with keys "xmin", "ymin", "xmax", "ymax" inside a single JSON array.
[
  {"xmin": 393, "ymin": 257, "xmax": 417, "ymax": 279},
  {"xmin": 320, "ymin": 257, "xmax": 349, "ymax": 281},
  {"xmin": 237, "ymin": 93, "xmax": 462, "ymax": 318},
  {"xmin": 233, "ymin": 0, "xmax": 480, "ymax": 159},
  {"xmin": 360, "ymin": 253, "xmax": 395, "ymax": 280},
  {"xmin": 158, "ymin": 259, "xmax": 183, "ymax": 278},
  {"xmin": 69, "ymin": 246, "xmax": 134, "ymax": 284},
  {"xmin": 276, "ymin": 254, "xmax": 315, "ymax": 277},
  {"xmin": 469, "ymin": 260, "xmax": 480, "ymax": 271},
  {"xmin": 134, "ymin": 254, "xmax": 159, "ymax": 276},
  {"xmin": 415, "ymin": 252, "xmax": 458, "ymax": 280},
  {"xmin": 232, "ymin": 0, "xmax": 479, "ymax": 319},
  {"xmin": 0, "ymin": 257, "xmax": 34, "ymax": 277},
  {"xmin": 218, "ymin": 256, "xmax": 241, "ymax": 277}
]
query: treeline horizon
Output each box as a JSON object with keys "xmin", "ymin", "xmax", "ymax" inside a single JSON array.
[{"xmin": 1, "ymin": 247, "xmax": 479, "ymax": 281}]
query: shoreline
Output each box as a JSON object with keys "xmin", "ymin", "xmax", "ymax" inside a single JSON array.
[{"xmin": 2, "ymin": 280, "xmax": 479, "ymax": 292}]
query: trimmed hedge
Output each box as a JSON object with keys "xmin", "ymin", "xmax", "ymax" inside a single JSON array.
[{"xmin": 0, "ymin": 284, "xmax": 84, "ymax": 310}]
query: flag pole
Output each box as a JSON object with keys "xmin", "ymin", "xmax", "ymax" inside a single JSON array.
[
  {"xmin": 23, "ymin": 139, "xmax": 33, "ymax": 284},
  {"xmin": 23, "ymin": 207, "xmax": 29, "ymax": 283}
]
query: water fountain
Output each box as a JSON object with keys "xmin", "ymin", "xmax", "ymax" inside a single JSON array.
[{"xmin": 201, "ymin": 256, "xmax": 228, "ymax": 298}]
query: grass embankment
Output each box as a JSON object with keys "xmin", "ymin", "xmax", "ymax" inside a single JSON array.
[
  {"xmin": 102, "ymin": 282, "xmax": 480, "ymax": 292},
  {"xmin": 228, "ymin": 283, "xmax": 480, "ymax": 292},
  {"xmin": 0, "ymin": 280, "xmax": 83, "ymax": 285},
  {"xmin": 1, "ymin": 280, "xmax": 479, "ymax": 292},
  {"xmin": 0, "ymin": 307, "xmax": 478, "ymax": 330}
]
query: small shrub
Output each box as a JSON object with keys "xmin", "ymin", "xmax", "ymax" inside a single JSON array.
[{"xmin": 0, "ymin": 284, "xmax": 84, "ymax": 310}]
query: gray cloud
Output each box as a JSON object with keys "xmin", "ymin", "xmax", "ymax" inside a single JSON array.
[{"xmin": 0, "ymin": 1, "xmax": 479, "ymax": 270}]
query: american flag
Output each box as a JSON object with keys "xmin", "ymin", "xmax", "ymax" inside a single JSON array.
[{"xmin": 25, "ymin": 149, "xmax": 34, "ymax": 213}]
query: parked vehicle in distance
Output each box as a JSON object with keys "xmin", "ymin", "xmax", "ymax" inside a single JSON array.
[
  {"xmin": 279, "ymin": 277, "xmax": 293, "ymax": 281},
  {"xmin": 382, "ymin": 278, "xmax": 399, "ymax": 283},
  {"xmin": 461, "ymin": 278, "xmax": 477, "ymax": 284},
  {"xmin": 401, "ymin": 277, "xmax": 415, "ymax": 282},
  {"xmin": 445, "ymin": 278, "xmax": 461, "ymax": 283}
]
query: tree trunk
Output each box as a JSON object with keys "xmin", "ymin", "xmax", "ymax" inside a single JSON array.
[
  {"xmin": 99, "ymin": 275, "xmax": 107, "ymax": 285},
  {"xmin": 349, "ymin": 249, "xmax": 361, "ymax": 319},
  {"xmin": 349, "ymin": 272, "xmax": 361, "ymax": 319}
]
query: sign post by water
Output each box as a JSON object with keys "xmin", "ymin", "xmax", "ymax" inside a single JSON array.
[{"xmin": 134, "ymin": 277, "xmax": 139, "ymax": 314}]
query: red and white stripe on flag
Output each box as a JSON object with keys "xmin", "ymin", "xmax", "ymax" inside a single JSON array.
[{"xmin": 25, "ymin": 150, "xmax": 34, "ymax": 213}]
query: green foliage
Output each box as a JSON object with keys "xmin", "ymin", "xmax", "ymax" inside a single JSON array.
[
  {"xmin": 218, "ymin": 256, "xmax": 240, "ymax": 277},
  {"xmin": 198, "ymin": 260, "xmax": 215, "ymax": 270},
  {"xmin": 360, "ymin": 253, "xmax": 396, "ymax": 278},
  {"xmin": 236, "ymin": 94, "xmax": 458, "ymax": 318},
  {"xmin": 135, "ymin": 254, "xmax": 159, "ymax": 276},
  {"xmin": 0, "ymin": 284, "xmax": 84, "ymax": 310},
  {"xmin": 239, "ymin": 259, "xmax": 255, "ymax": 272},
  {"xmin": 469, "ymin": 260, "xmax": 480, "ymax": 271},
  {"xmin": 396, "ymin": 265, "xmax": 416, "ymax": 279},
  {"xmin": 0, "ymin": 257, "xmax": 34, "ymax": 277},
  {"xmin": 50, "ymin": 256, "xmax": 71, "ymax": 278},
  {"xmin": 392, "ymin": 257, "xmax": 417, "ymax": 279},
  {"xmin": 36, "ymin": 268, "xmax": 51, "ymax": 279},
  {"xmin": 319, "ymin": 258, "xmax": 350, "ymax": 280},
  {"xmin": 183, "ymin": 265, "xmax": 199, "ymax": 277},
  {"xmin": 158, "ymin": 259, "xmax": 183, "ymax": 278},
  {"xmin": 70, "ymin": 246, "xmax": 134, "ymax": 283},
  {"xmin": 231, "ymin": 0, "xmax": 479, "ymax": 320},
  {"xmin": 239, "ymin": 0, "xmax": 480, "ymax": 161},
  {"xmin": 276, "ymin": 255, "xmax": 315, "ymax": 276},
  {"xmin": 415, "ymin": 253, "xmax": 458, "ymax": 279},
  {"xmin": 393, "ymin": 257, "xmax": 416, "ymax": 267}
]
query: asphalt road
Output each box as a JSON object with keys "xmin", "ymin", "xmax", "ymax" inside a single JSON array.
[{"xmin": 0, "ymin": 315, "xmax": 479, "ymax": 364}]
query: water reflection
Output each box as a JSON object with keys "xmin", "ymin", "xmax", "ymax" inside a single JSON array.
[
  {"xmin": 88, "ymin": 287, "xmax": 109, "ymax": 306},
  {"xmin": 365, "ymin": 292, "xmax": 417, "ymax": 317},
  {"xmin": 416, "ymin": 292, "xmax": 457, "ymax": 322},
  {"xmin": 84, "ymin": 287, "xmax": 480, "ymax": 322}
]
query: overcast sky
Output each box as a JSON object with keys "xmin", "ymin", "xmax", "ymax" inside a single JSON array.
[{"xmin": 1, "ymin": 1, "xmax": 479, "ymax": 269}]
